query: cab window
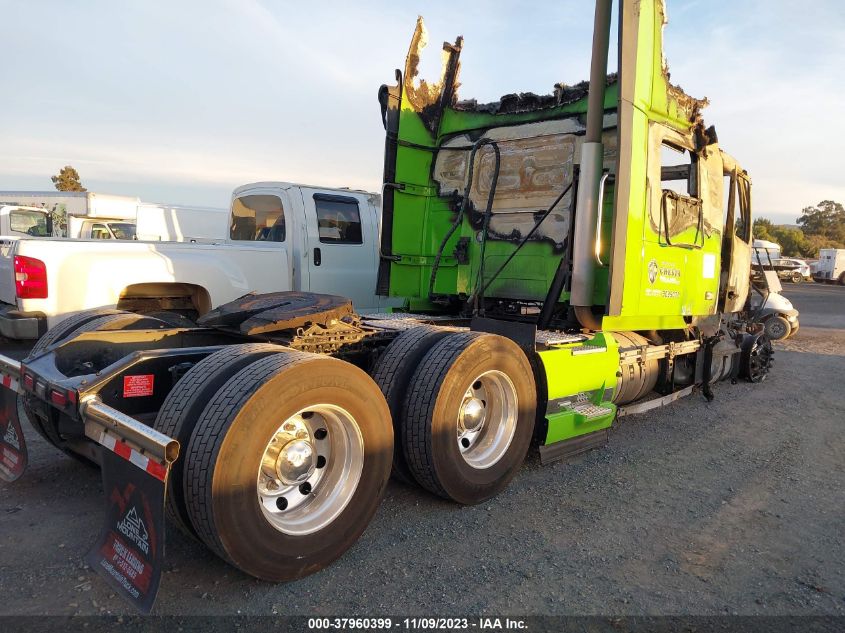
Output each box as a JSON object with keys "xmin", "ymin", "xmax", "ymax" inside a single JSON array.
[
  {"xmin": 230, "ymin": 195, "xmax": 285, "ymax": 242},
  {"xmin": 90, "ymin": 223, "xmax": 112, "ymax": 239},
  {"xmin": 314, "ymin": 195, "xmax": 363, "ymax": 245},
  {"xmin": 735, "ymin": 176, "xmax": 751, "ymax": 242},
  {"xmin": 659, "ymin": 142, "xmax": 702, "ymax": 247},
  {"xmin": 10, "ymin": 209, "xmax": 50, "ymax": 236}
]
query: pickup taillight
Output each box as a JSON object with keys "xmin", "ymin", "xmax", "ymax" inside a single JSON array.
[{"xmin": 14, "ymin": 255, "xmax": 48, "ymax": 299}]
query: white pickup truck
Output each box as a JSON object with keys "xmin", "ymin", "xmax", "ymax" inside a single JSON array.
[{"xmin": 0, "ymin": 182, "xmax": 390, "ymax": 339}]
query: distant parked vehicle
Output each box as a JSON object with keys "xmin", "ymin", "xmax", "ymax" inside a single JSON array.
[
  {"xmin": 813, "ymin": 249, "xmax": 845, "ymax": 285},
  {"xmin": 750, "ymin": 290, "xmax": 799, "ymax": 340},
  {"xmin": 68, "ymin": 215, "xmax": 137, "ymax": 240},
  {"xmin": 752, "ymin": 257, "xmax": 811, "ymax": 283},
  {"xmin": 0, "ymin": 205, "xmax": 53, "ymax": 237}
]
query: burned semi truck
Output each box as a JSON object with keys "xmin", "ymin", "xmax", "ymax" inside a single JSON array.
[{"xmin": 0, "ymin": 0, "xmax": 772, "ymax": 611}]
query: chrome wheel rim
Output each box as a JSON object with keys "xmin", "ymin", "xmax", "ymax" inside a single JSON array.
[
  {"xmin": 456, "ymin": 370, "xmax": 518, "ymax": 469},
  {"xmin": 257, "ymin": 405, "xmax": 364, "ymax": 536},
  {"xmin": 768, "ymin": 320, "xmax": 787, "ymax": 339}
]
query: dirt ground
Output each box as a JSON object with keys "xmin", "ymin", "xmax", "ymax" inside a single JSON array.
[{"xmin": 1, "ymin": 283, "xmax": 843, "ymax": 616}]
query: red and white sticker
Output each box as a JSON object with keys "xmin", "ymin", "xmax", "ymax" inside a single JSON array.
[
  {"xmin": 123, "ymin": 375, "xmax": 154, "ymax": 398},
  {"xmin": 96, "ymin": 430, "xmax": 167, "ymax": 482}
]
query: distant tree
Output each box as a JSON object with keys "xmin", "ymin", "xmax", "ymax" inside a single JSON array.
[
  {"xmin": 802, "ymin": 233, "xmax": 844, "ymax": 258},
  {"xmin": 797, "ymin": 200, "xmax": 845, "ymax": 243},
  {"xmin": 768, "ymin": 225, "xmax": 807, "ymax": 258},
  {"xmin": 51, "ymin": 165, "xmax": 87, "ymax": 192},
  {"xmin": 752, "ymin": 217, "xmax": 775, "ymax": 242}
]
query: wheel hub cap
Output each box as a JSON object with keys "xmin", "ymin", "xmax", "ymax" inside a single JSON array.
[
  {"xmin": 276, "ymin": 439, "xmax": 316, "ymax": 485},
  {"xmin": 460, "ymin": 397, "xmax": 486, "ymax": 432}
]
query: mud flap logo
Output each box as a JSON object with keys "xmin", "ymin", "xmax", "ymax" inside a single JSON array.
[
  {"xmin": 117, "ymin": 506, "xmax": 150, "ymax": 556},
  {"xmin": 86, "ymin": 447, "xmax": 167, "ymax": 614},
  {"xmin": 4, "ymin": 421, "xmax": 20, "ymax": 450},
  {"xmin": 0, "ymin": 386, "xmax": 27, "ymax": 483}
]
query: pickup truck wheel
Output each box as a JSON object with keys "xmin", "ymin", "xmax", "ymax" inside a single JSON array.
[
  {"xmin": 153, "ymin": 342, "xmax": 289, "ymax": 538},
  {"xmin": 402, "ymin": 332, "xmax": 536, "ymax": 505},
  {"xmin": 763, "ymin": 315, "xmax": 790, "ymax": 341},
  {"xmin": 23, "ymin": 312, "xmax": 169, "ymax": 454},
  {"xmin": 371, "ymin": 325, "xmax": 454, "ymax": 485},
  {"xmin": 183, "ymin": 352, "xmax": 392, "ymax": 581}
]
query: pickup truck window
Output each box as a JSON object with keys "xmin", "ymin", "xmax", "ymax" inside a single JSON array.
[
  {"xmin": 230, "ymin": 195, "xmax": 286, "ymax": 242},
  {"xmin": 110, "ymin": 223, "xmax": 137, "ymax": 240},
  {"xmin": 314, "ymin": 195, "xmax": 362, "ymax": 245},
  {"xmin": 91, "ymin": 223, "xmax": 113, "ymax": 239},
  {"xmin": 10, "ymin": 209, "xmax": 50, "ymax": 236}
]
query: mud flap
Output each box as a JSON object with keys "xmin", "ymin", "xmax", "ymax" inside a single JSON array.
[
  {"xmin": 0, "ymin": 372, "xmax": 27, "ymax": 482},
  {"xmin": 85, "ymin": 433, "xmax": 170, "ymax": 614}
]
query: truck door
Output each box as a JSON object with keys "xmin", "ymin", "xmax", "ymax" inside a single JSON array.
[
  {"xmin": 299, "ymin": 189, "xmax": 378, "ymax": 311},
  {"xmin": 720, "ymin": 166, "xmax": 752, "ymax": 313}
]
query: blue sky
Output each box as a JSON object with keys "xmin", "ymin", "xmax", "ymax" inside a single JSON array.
[{"xmin": 2, "ymin": 0, "xmax": 843, "ymax": 224}]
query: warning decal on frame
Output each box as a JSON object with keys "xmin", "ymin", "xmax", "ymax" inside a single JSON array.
[{"xmin": 123, "ymin": 374, "xmax": 154, "ymax": 398}]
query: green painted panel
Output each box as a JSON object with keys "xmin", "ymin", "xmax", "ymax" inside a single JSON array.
[
  {"xmin": 540, "ymin": 333, "xmax": 619, "ymax": 400},
  {"xmin": 539, "ymin": 332, "xmax": 620, "ymax": 445}
]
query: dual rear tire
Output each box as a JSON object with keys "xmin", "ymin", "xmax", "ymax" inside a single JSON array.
[
  {"xmin": 374, "ymin": 329, "xmax": 536, "ymax": 505},
  {"xmin": 162, "ymin": 349, "xmax": 393, "ymax": 581},
  {"xmin": 165, "ymin": 328, "xmax": 535, "ymax": 580}
]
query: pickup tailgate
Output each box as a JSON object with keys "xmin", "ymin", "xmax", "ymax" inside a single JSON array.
[{"xmin": 0, "ymin": 238, "xmax": 20, "ymax": 306}]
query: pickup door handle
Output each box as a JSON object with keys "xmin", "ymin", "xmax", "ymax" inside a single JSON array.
[{"xmin": 313, "ymin": 247, "xmax": 322, "ymax": 266}]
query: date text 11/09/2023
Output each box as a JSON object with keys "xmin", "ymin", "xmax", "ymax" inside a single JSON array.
[{"xmin": 307, "ymin": 618, "xmax": 528, "ymax": 630}]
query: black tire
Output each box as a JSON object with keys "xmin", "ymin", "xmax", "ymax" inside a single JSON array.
[
  {"xmin": 153, "ymin": 342, "xmax": 289, "ymax": 537},
  {"xmin": 839, "ymin": 272, "xmax": 845, "ymax": 286},
  {"xmin": 370, "ymin": 325, "xmax": 454, "ymax": 484},
  {"xmin": 791, "ymin": 272, "xmax": 803, "ymax": 284},
  {"xmin": 402, "ymin": 332, "xmax": 537, "ymax": 504},
  {"xmin": 763, "ymin": 315, "xmax": 790, "ymax": 341},
  {"xmin": 24, "ymin": 312, "xmax": 168, "ymax": 452},
  {"xmin": 183, "ymin": 352, "xmax": 392, "ymax": 581}
]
